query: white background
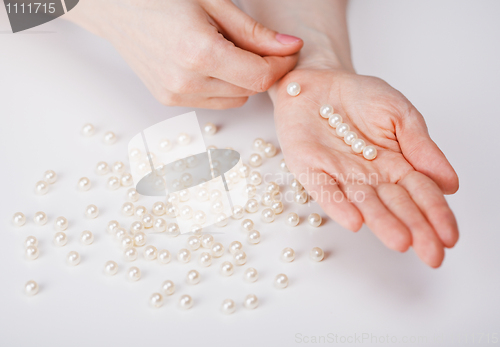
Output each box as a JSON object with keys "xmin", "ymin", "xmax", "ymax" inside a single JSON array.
[{"xmin": 1, "ymin": 1, "xmax": 499, "ymax": 346}]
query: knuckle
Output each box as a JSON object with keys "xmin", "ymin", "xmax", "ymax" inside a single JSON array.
[
  {"xmin": 252, "ymin": 69, "xmax": 274, "ymax": 92},
  {"xmin": 167, "ymin": 76, "xmax": 193, "ymax": 94},
  {"xmin": 157, "ymin": 90, "xmax": 179, "ymax": 106},
  {"xmin": 181, "ymin": 34, "xmax": 216, "ymax": 71}
]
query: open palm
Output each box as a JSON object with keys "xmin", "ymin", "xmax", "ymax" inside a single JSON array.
[{"xmin": 273, "ymin": 69, "xmax": 459, "ymax": 268}]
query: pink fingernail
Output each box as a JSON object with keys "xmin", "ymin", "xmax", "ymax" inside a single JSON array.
[{"xmin": 276, "ymin": 33, "xmax": 301, "ymax": 45}]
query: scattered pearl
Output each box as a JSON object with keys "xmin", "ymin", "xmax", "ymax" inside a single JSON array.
[
  {"xmin": 193, "ymin": 210, "xmax": 207, "ymax": 225},
  {"xmin": 220, "ymin": 261, "xmax": 234, "ymax": 276},
  {"xmin": 144, "ymin": 245, "xmax": 158, "ymax": 261},
  {"xmin": 247, "ymin": 230, "xmax": 261, "ymax": 244},
  {"xmin": 53, "ymin": 232, "xmax": 67, "ymax": 247},
  {"xmin": 319, "ymin": 104, "xmax": 334, "ymax": 119},
  {"xmin": 279, "ymin": 159, "xmax": 289, "ymax": 172},
  {"xmin": 221, "ymin": 299, "xmax": 236, "ymax": 314},
  {"xmin": 127, "ymin": 266, "xmax": 141, "ymax": 281},
  {"xmin": 151, "ymin": 201, "xmax": 165, "ymax": 216},
  {"xmin": 120, "ymin": 173, "xmax": 133, "ymax": 187},
  {"xmin": 25, "ymin": 236, "xmax": 38, "ymax": 248},
  {"xmin": 253, "ymin": 138, "xmax": 266, "ymax": 151},
  {"xmin": 104, "ymin": 261, "xmax": 118, "ymax": 276},
  {"xmin": 211, "ymin": 242, "xmax": 224, "ymax": 257},
  {"xmin": 157, "ymin": 249, "xmax": 171, "ymax": 264},
  {"xmin": 294, "ymin": 190, "xmax": 308, "ymax": 204},
  {"xmin": 186, "ymin": 269, "xmax": 201, "ymax": 285},
  {"xmin": 43, "ymin": 170, "xmax": 57, "ymax": 184},
  {"xmin": 215, "ymin": 213, "xmax": 228, "ymax": 227},
  {"xmin": 107, "ymin": 176, "xmax": 120, "ymax": 190},
  {"xmin": 159, "ymin": 139, "xmax": 172, "ymax": 152},
  {"xmin": 274, "ymin": 274, "xmax": 289, "ymax": 289},
  {"xmin": 245, "ymin": 184, "xmax": 257, "ymax": 198},
  {"xmin": 54, "ymin": 216, "xmax": 68, "ymax": 231},
  {"xmin": 200, "ymin": 234, "xmax": 214, "ymax": 248},
  {"xmin": 261, "ymin": 192, "xmax": 273, "ymax": 206},
  {"xmin": 77, "ymin": 177, "xmax": 91, "ymax": 191},
  {"xmin": 249, "ymin": 171, "xmax": 262, "ymax": 185},
  {"xmin": 85, "ymin": 204, "xmax": 99, "ymax": 219},
  {"xmin": 286, "ymin": 82, "xmax": 301, "ymax": 96},
  {"xmin": 243, "ymin": 268, "xmax": 259, "ymax": 283},
  {"xmin": 229, "ymin": 241, "xmax": 243, "ymax": 255},
  {"xmin": 271, "ymin": 201, "xmax": 284, "ymax": 214},
  {"xmin": 281, "ymin": 248, "xmax": 295, "ymax": 262},
  {"xmin": 179, "ymin": 294, "xmax": 193, "ymax": 309},
  {"xmin": 12, "ymin": 212, "xmax": 26, "ymax": 227},
  {"xmin": 231, "ymin": 205, "xmax": 244, "ymax": 220},
  {"xmin": 290, "ymin": 179, "xmax": 303, "ymax": 191},
  {"xmin": 363, "ymin": 145, "xmax": 378, "ymax": 160},
  {"xmin": 129, "ymin": 148, "xmax": 142, "ymax": 161},
  {"xmin": 141, "ymin": 213, "xmax": 154, "ymax": 228},
  {"xmin": 187, "ymin": 236, "xmax": 201, "ymax": 251},
  {"xmin": 135, "ymin": 205, "xmax": 147, "ymax": 219},
  {"xmin": 115, "ymin": 227, "xmax": 127, "ymax": 241},
  {"xmin": 239, "ymin": 164, "xmax": 250, "ymax": 178},
  {"xmin": 351, "ymin": 138, "xmax": 366, "ymax": 154},
  {"xmin": 95, "ymin": 161, "xmax": 109, "ymax": 175},
  {"xmin": 80, "ymin": 230, "xmax": 94, "ymax": 245},
  {"xmin": 197, "ymin": 188, "xmax": 209, "ymax": 202},
  {"xmin": 233, "ymin": 250, "xmax": 247, "ymax": 265},
  {"xmin": 103, "ymin": 131, "xmax": 117, "ymax": 145},
  {"xmin": 126, "ymin": 188, "xmax": 139, "ymax": 202},
  {"xmin": 149, "ymin": 293, "xmax": 164, "ymax": 308},
  {"xmin": 263, "ymin": 143, "xmax": 277, "ymax": 158},
  {"xmin": 245, "ymin": 199, "xmax": 259, "ymax": 213},
  {"xmin": 261, "ymin": 208, "xmax": 275, "ymax": 223},
  {"xmin": 328, "ymin": 114, "xmax": 343, "ymax": 128},
  {"xmin": 134, "ymin": 232, "xmax": 147, "ymax": 247},
  {"xmin": 121, "ymin": 202, "xmax": 135, "ymax": 217},
  {"xmin": 203, "ymin": 122, "xmax": 217, "ymax": 136},
  {"xmin": 25, "ymin": 246, "xmax": 39, "ymax": 260},
  {"xmin": 186, "ymin": 155, "xmax": 198, "ymax": 168},
  {"xmin": 244, "ymin": 294, "xmax": 259, "ymax": 309},
  {"xmin": 130, "ymin": 221, "xmax": 144, "ymax": 234},
  {"xmin": 177, "ymin": 133, "xmax": 191, "ymax": 146},
  {"xmin": 153, "ymin": 218, "xmax": 167, "ymax": 233},
  {"xmin": 249, "ymin": 153, "xmax": 263, "ymax": 167},
  {"xmin": 161, "ymin": 280, "xmax": 175, "ymax": 295},
  {"xmin": 81, "ymin": 123, "xmax": 95, "ymax": 137},
  {"xmin": 106, "ymin": 220, "xmax": 120, "ymax": 234},
  {"xmin": 179, "ymin": 189, "xmax": 190, "ymax": 202},
  {"xmin": 344, "ymin": 131, "xmax": 358, "ymax": 145},
  {"xmin": 121, "ymin": 236, "xmax": 134, "ymax": 249},
  {"xmin": 241, "ymin": 219, "xmax": 254, "ymax": 232},
  {"xmin": 166, "ymin": 223, "xmax": 180, "ymax": 237},
  {"xmin": 199, "ymin": 252, "xmax": 212, "ymax": 267},
  {"xmin": 308, "ymin": 213, "xmax": 322, "ymax": 227},
  {"xmin": 25, "ymin": 280, "xmax": 39, "ymax": 296},
  {"xmin": 180, "ymin": 205, "xmax": 193, "ymax": 220},
  {"xmin": 124, "ymin": 247, "xmax": 138, "ymax": 261},
  {"xmin": 177, "ymin": 248, "xmax": 191, "ymax": 263},
  {"xmin": 67, "ymin": 251, "xmax": 80, "ymax": 266},
  {"xmin": 35, "ymin": 180, "xmax": 49, "ymax": 195},
  {"xmin": 310, "ymin": 247, "xmax": 325, "ymax": 262},
  {"xmin": 33, "ymin": 211, "xmax": 47, "ymax": 226},
  {"xmin": 285, "ymin": 212, "xmax": 299, "ymax": 227}
]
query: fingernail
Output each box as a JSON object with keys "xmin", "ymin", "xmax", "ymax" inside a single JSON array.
[{"xmin": 275, "ymin": 33, "xmax": 301, "ymax": 45}]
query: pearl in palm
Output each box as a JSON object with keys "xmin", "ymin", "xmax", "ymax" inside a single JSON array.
[
  {"xmin": 149, "ymin": 293, "xmax": 164, "ymax": 308},
  {"xmin": 328, "ymin": 114, "xmax": 343, "ymax": 128},
  {"xmin": 85, "ymin": 204, "xmax": 99, "ymax": 219},
  {"xmin": 344, "ymin": 131, "xmax": 358, "ymax": 145},
  {"xmin": 244, "ymin": 268, "xmax": 258, "ymax": 282},
  {"xmin": 53, "ymin": 232, "xmax": 67, "ymax": 247},
  {"xmin": 157, "ymin": 249, "xmax": 171, "ymax": 264},
  {"xmin": 351, "ymin": 138, "xmax": 366, "ymax": 154},
  {"xmin": 35, "ymin": 180, "xmax": 49, "ymax": 195},
  {"xmin": 103, "ymin": 131, "xmax": 117, "ymax": 145},
  {"xmin": 104, "ymin": 261, "xmax": 118, "ymax": 276},
  {"xmin": 308, "ymin": 213, "xmax": 322, "ymax": 227},
  {"xmin": 286, "ymin": 212, "xmax": 299, "ymax": 227},
  {"xmin": 221, "ymin": 299, "xmax": 236, "ymax": 314},
  {"xmin": 286, "ymin": 82, "xmax": 301, "ymax": 96},
  {"xmin": 281, "ymin": 248, "xmax": 295, "ymax": 262},
  {"xmin": 25, "ymin": 245, "xmax": 39, "ymax": 260},
  {"xmin": 81, "ymin": 123, "xmax": 95, "ymax": 137},
  {"xmin": 33, "ymin": 211, "xmax": 47, "ymax": 226},
  {"xmin": 177, "ymin": 248, "xmax": 191, "ymax": 263},
  {"xmin": 244, "ymin": 294, "xmax": 259, "ymax": 309},
  {"xmin": 229, "ymin": 241, "xmax": 243, "ymax": 254},
  {"xmin": 220, "ymin": 261, "xmax": 234, "ymax": 276},
  {"xmin": 77, "ymin": 177, "xmax": 91, "ymax": 191},
  {"xmin": 54, "ymin": 216, "xmax": 68, "ymax": 231},
  {"xmin": 25, "ymin": 280, "xmax": 39, "ymax": 296},
  {"xmin": 144, "ymin": 245, "xmax": 158, "ymax": 261},
  {"xmin": 186, "ymin": 269, "xmax": 200, "ymax": 285},
  {"xmin": 161, "ymin": 280, "xmax": 175, "ymax": 295},
  {"xmin": 12, "ymin": 212, "xmax": 26, "ymax": 226},
  {"xmin": 199, "ymin": 252, "xmax": 212, "ymax": 267},
  {"xmin": 95, "ymin": 161, "xmax": 109, "ymax": 175},
  {"xmin": 319, "ymin": 104, "xmax": 334, "ymax": 118},
  {"xmin": 124, "ymin": 247, "xmax": 138, "ymax": 261},
  {"xmin": 179, "ymin": 294, "xmax": 193, "ymax": 309},
  {"xmin": 233, "ymin": 250, "xmax": 247, "ymax": 265},
  {"xmin": 67, "ymin": 251, "xmax": 81, "ymax": 266},
  {"xmin": 211, "ymin": 242, "xmax": 224, "ymax": 258},
  {"xmin": 203, "ymin": 122, "xmax": 217, "ymax": 135},
  {"xmin": 274, "ymin": 274, "xmax": 289, "ymax": 289},
  {"xmin": 43, "ymin": 170, "xmax": 57, "ymax": 184},
  {"xmin": 127, "ymin": 266, "xmax": 141, "ymax": 281},
  {"xmin": 336, "ymin": 123, "xmax": 350, "ymax": 137},
  {"xmin": 310, "ymin": 247, "xmax": 325, "ymax": 262},
  {"xmin": 177, "ymin": 133, "xmax": 190, "ymax": 145},
  {"xmin": 247, "ymin": 230, "xmax": 261, "ymax": 244},
  {"xmin": 363, "ymin": 145, "xmax": 378, "ymax": 160},
  {"xmin": 80, "ymin": 230, "xmax": 94, "ymax": 245},
  {"xmin": 200, "ymin": 234, "xmax": 214, "ymax": 248}
]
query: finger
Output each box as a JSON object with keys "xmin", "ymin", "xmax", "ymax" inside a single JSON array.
[
  {"xmin": 397, "ymin": 108, "xmax": 459, "ymax": 194},
  {"xmin": 342, "ymin": 183, "xmax": 412, "ymax": 252},
  {"xmin": 398, "ymin": 171, "xmax": 459, "ymax": 248},
  {"xmin": 166, "ymin": 72, "xmax": 258, "ymax": 97},
  {"xmin": 158, "ymin": 92, "xmax": 248, "ymax": 109},
  {"xmin": 377, "ymin": 183, "xmax": 445, "ymax": 268}
]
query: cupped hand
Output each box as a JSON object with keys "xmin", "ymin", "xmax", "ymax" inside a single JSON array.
[
  {"xmin": 271, "ymin": 68, "xmax": 459, "ymax": 268},
  {"xmin": 67, "ymin": 0, "xmax": 303, "ymax": 109}
]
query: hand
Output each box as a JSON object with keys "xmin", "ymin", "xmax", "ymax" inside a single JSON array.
[
  {"xmin": 271, "ymin": 68, "xmax": 459, "ymax": 268},
  {"xmin": 66, "ymin": 0, "xmax": 303, "ymax": 109}
]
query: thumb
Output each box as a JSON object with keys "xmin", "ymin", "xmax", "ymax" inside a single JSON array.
[{"xmin": 204, "ymin": 0, "xmax": 303, "ymax": 56}]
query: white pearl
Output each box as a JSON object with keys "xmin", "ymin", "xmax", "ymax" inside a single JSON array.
[
  {"xmin": 247, "ymin": 230, "xmax": 261, "ymax": 244},
  {"xmin": 166, "ymin": 223, "xmax": 180, "ymax": 237},
  {"xmin": 308, "ymin": 213, "xmax": 322, "ymax": 227},
  {"xmin": 344, "ymin": 131, "xmax": 358, "ymax": 145},
  {"xmin": 319, "ymin": 104, "xmax": 334, "ymax": 118},
  {"xmin": 25, "ymin": 236, "xmax": 38, "ymax": 247},
  {"xmin": 25, "ymin": 280, "xmax": 39, "ymax": 296},
  {"xmin": 121, "ymin": 202, "xmax": 135, "ymax": 217},
  {"xmin": 126, "ymin": 188, "xmax": 139, "ymax": 202},
  {"xmin": 104, "ymin": 261, "xmax": 118, "ymax": 276},
  {"xmin": 121, "ymin": 235, "xmax": 134, "ymax": 249},
  {"xmin": 229, "ymin": 241, "xmax": 243, "ymax": 255},
  {"xmin": 161, "ymin": 280, "xmax": 175, "ymax": 295},
  {"xmin": 239, "ymin": 164, "xmax": 250, "ymax": 178},
  {"xmin": 233, "ymin": 250, "xmax": 247, "ymax": 265},
  {"xmin": 290, "ymin": 179, "xmax": 303, "ymax": 191},
  {"xmin": 261, "ymin": 192, "xmax": 273, "ymax": 206},
  {"xmin": 279, "ymin": 159, "xmax": 289, "ymax": 172},
  {"xmin": 134, "ymin": 232, "xmax": 147, "ymax": 247},
  {"xmin": 178, "ymin": 189, "xmax": 190, "ymax": 202},
  {"xmin": 12, "ymin": 212, "xmax": 26, "ymax": 227},
  {"xmin": 231, "ymin": 205, "xmax": 244, "ymax": 220},
  {"xmin": 271, "ymin": 201, "xmax": 284, "ymax": 214},
  {"xmin": 159, "ymin": 139, "xmax": 172, "ymax": 152},
  {"xmin": 179, "ymin": 294, "xmax": 193, "ymax": 309},
  {"xmin": 245, "ymin": 199, "xmax": 259, "ymax": 213},
  {"xmin": 363, "ymin": 145, "xmax": 378, "ymax": 160},
  {"xmin": 25, "ymin": 245, "xmax": 39, "ymax": 260},
  {"xmin": 141, "ymin": 213, "xmax": 154, "ymax": 228},
  {"xmin": 130, "ymin": 221, "xmax": 144, "ymax": 234},
  {"xmin": 115, "ymin": 227, "xmax": 127, "ymax": 241},
  {"xmin": 274, "ymin": 274, "xmax": 289, "ymax": 289},
  {"xmin": 54, "ymin": 216, "xmax": 68, "ymax": 231},
  {"xmin": 245, "ymin": 184, "xmax": 257, "ymax": 198},
  {"xmin": 201, "ymin": 234, "xmax": 214, "ymax": 248},
  {"xmin": 328, "ymin": 114, "xmax": 343, "ymax": 128},
  {"xmin": 180, "ymin": 205, "xmax": 193, "ymax": 220},
  {"xmin": 43, "ymin": 170, "xmax": 57, "ymax": 184},
  {"xmin": 241, "ymin": 219, "xmax": 254, "ymax": 232},
  {"xmin": 249, "ymin": 153, "xmax": 263, "ymax": 167},
  {"xmin": 199, "ymin": 252, "xmax": 212, "ymax": 267},
  {"xmin": 244, "ymin": 294, "xmax": 259, "ymax": 309},
  {"xmin": 281, "ymin": 247, "xmax": 295, "ymax": 262},
  {"xmin": 336, "ymin": 123, "xmax": 350, "ymax": 137},
  {"xmin": 149, "ymin": 293, "xmax": 164, "ymax": 308},
  {"xmin": 120, "ymin": 173, "xmax": 133, "ymax": 187},
  {"xmin": 266, "ymin": 181, "xmax": 280, "ymax": 193},
  {"xmin": 33, "ymin": 211, "xmax": 47, "ymax": 226},
  {"xmin": 80, "ymin": 230, "xmax": 94, "ymax": 245},
  {"xmin": 153, "ymin": 218, "xmax": 167, "ymax": 233},
  {"xmin": 95, "ymin": 161, "xmax": 109, "ymax": 175},
  {"xmin": 203, "ymin": 122, "xmax": 217, "ymax": 136},
  {"xmin": 310, "ymin": 247, "xmax": 325, "ymax": 262},
  {"xmin": 157, "ymin": 249, "xmax": 171, "ymax": 264},
  {"xmin": 77, "ymin": 177, "xmax": 91, "ymax": 191},
  {"xmin": 53, "ymin": 232, "xmax": 67, "ymax": 247},
  {"xmin": 134, "ymin": 205, "xmax": 147, "ymax": 219},
  {"xmin": 186, "ymin": 155, "xmax": 198, "ymax": 168},
  {"xmin": 186, "ymin": 269, "xmax": 200, "ymax": 285},
  {"xmin": 177, "ymin": 133, "xmax": 191, "ymax": 146},
  {"xmin": 197, "ymin": 188, "xmax": 209, "ymax": 202},
  {"xmin": 253, "ymin": 138, "xmax": 266, "ymax": 151},
  {"xmin": 103, "ymin": 131, "xmax": 117, "ymax": 145},
  {"xmin": 181, "ymin": 173, "xmax": 193, "ymax": 187},
  {"xmin": 124, "ymin": 247, "xmax": 138, "ymax": 261},
  {"xmin": 294, "ymin": 190, "xmax": 309, "ymax": 203},
  {"xmin": 177, "ymin": 248, "xmax": 191, "ymax": 263},
  {"xmin": 144, "ymin": 245, "xmax": 158, "ymax": 260},
  {"xmin": 220, "ymin": 261, "xmax": 234, "ymax": 276},
  {"xmin": 249, "ymin": 171, "xmax": 262, "ymax": 185},
  {"xmin": 215, "ymin": 213, "xmax": 228, "ymax": 227},
  {"xmin": 286, "ymin": 212, "xmax": 299, "ymax": 227},
  {"xmin": 187, "ymin": 236, "xmax": 201, "ymax": 250},
  {"xmin": 210, "ymin": 189, "xmax": 222, "ymax": 201},
  {"xmin": 35, "ymin": 180, "xmax": 49, "ymax": 195},
  {"xmin": 85, "ymin": 204, "xmax": 99, "ymax": 219},
  {"xmin": 107, "ymin": 176, "xmax": 120, "ymax": 190},
  {"xmin": 211, "ymin": 242, "xmax": 224, "ymax": 257},
  {"xmin": 81, "ymin": 123, "xmax": 95, "ymax": 137},
  {"xmin": 221, "ymin": 299, "xmax": 236, "ymax": 314},
  {"xmin": 129, "ymin": 148, "xmax": 142, "ymax": 161},
  {"xmin": 263, "ymin": 143, "xmax": 277, "ymax": 158},
  {"xmin": 261, "ymin": 208, "xmax": 275, "ymax": 223},
  {"xmin": 67, "ymin": 251, "xmax": 80, "ymax": 266},
  {"xmin": 243, "ymin": 268, "xmax": 259, "ymax": 282},
  {"xmin": 127, "ymin": 266, "xmax": 141, "ymax": 281},
  {"xmin": 173, "ymin": 159, "xmax": 187, "ymax": 172},
  {"xmin": 193, "ymin": 210, "xmax": 206, "ymax": 225},
  {"xmin": 152, "ymin": 202, "xmax": 166, "ymax": 216},
  {"xmin": 286, "ymin": 82, "xmax": 301, "ymax": 96}
]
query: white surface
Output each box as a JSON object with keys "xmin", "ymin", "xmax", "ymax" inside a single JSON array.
[{"xmin": 1, "ymin": 1, "xmax": 499, "ymax": 346}]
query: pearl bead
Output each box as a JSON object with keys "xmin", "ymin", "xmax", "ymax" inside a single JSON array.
[
  {"xmin": 187, "ymin": 236, "xmax": 201, "ymax": 250},
  {"xmin": 77, "ymin": 177, "xmax": 91, "ymax": 191},
  {"xmin": 249, "ymin": 171, "xmax": 262, "ymax": 185},
  {"xmin": 149, "ymin": 293, "xmax": 164, "ymax": 308},
  {"xmin": 67, "ymin": 251, "xmax": 81, "ymax": 266},
  {"xmin": 245, "ymin": 199, "xmax": 259, "ymax": 213},
  {"xmin": 181, "ymin": 173, "xmax": 193, "ymax": 188},
  {"xmin": 25, "ymin": 236, "xmax": 38, "ymax": 247},
  {"xmin": 263, "ymin": 143, "xmax": 277, "ymax": 158},
  {"xmin": 261, "ymin": 208, "xmax": 275, "ymax": 223},
  {"xmin": 25, "ymin": 280, "xmax": 39, "ymax": 296},
  {"xmin": 150, "ymin": 202, "xmax": 165, "ymax": 217},
  {"xmin": 274, "ymin": 273, "xmax": 289, "ymax": 289},
  {"xmin": 241, "ymin": 219, "xmax": 254, "ymax": 232},
  {"xmin": 143, "ymin": 245, "xmax": 158, "ymax": 261},
  {"xmin": 199, "ymin": 252, "xmax": 212, "ymax": 267},
  {"xmin": 161, "ymin": 280, "xmax": 175, "ymax": 295},
  {"xmin": 215, "ymin": 213, "xmax": 228, "ymax": 227},
  {"xmin": 127, "ymin": 266, "xmax": 141, "ymax": 281},
  {"xmin": 186, "ymin": 269, "xmax": 200, "ymax": 285},
  {"xmin": 153, "ymin": 218, "xmax": 167, "ymax": 233},
  {"xmin": 351, "ymin": 140, "xmax": 366, "ymax": 155},
  {"xmin": 157, "ymin": 249, "xmax": 171, "ymax": 264},
  {"xmin": 239, "ymin": 164, "xmax": 250, "ymax": 178},
  {"xmin": 245, "ymin": 184, "xmax": 257, "ymax": 198},
  {"xmin": 308, "ymin": 213, "xmax": 322, "ymax": 227},
  {"xmin": 221, "ymin": 299, "xmax": 236, "ymax": 314},
  {"xmin": 319, "ymin": 104, "xmax": 334, "ymax": 118},
  {"xmin": 197, "ymin": 188, "xmax": 209, "ymax": 202},
  {"xmin": 166, "ymin": 223, "xmax": 180, "ymax": 237},
  {"xmin": 53, "ymin": 232, "xmax": 67, "ymax": 247},
  {"xmin": 186, "ymin": 155, "xmax": 198, "ymax": 168},
  {"xmin": 203, "ymin": 122, "xmax": 217, "ymax": 136},
  {"xmin": 121, "ymin": 202, "xmax": 135, "ymax": 217},
  {"xmin": 286, "ymin": 82, "xmax": 301, "ymax": 96},
  {"xmin": 12, "ymin": 212, "xmax": 26, "ymax": 227},
  {"xmin": 141, "ymin": 213, "xmax": 154, "ymax": 228},
  {"xmin": 85, "ymin": 204, "xmax": 99, "ymax": 219},
  {"xmin": 81, "ymin": 123, "xmax": 95, "ymax": 137},
  {"xmin": 104, "ymin": 261, "xmax": 118, "ymax": 276},
  {"xmin": 247, "ymin": 230, "xmax": 261, "ymax": 244},
  {"xmin": 253, "ymin": 138, "xmax": 265, "ymax": 152},
  {"xmin": 310, "ymin": 247, "xmax": 325, "ymax": 262},
  {"xmin": 179, "ymin": 294, "xmax": 193, "ymax": 309},
  {"xmin": 103, "ymin": 131, "xmax": 117, "ymax": 145},
  {"xmin": 177, "ymin": 133, "xmax": 190, "ymax": 146},
  {"xmin": 271, "ymin": 201, "xmax": 284, "ymax": 214},
  {"xmin": 180, "ymin": 205, "xmax": 193, "ymax": 220},
  {"xmin": 294, "ymin": 190, "xmax": 308, "ymax": 204},
  {"xmin": 279, "ymin": 159, "xmax": 289, "ymax": 172},
  {"xmin": 35, "ymin": 180, "xmax": 49, "ymax": 195},
  {"xmin": 336, "ymin": 123, "xmax": 350, "ymax": 137},
  {"xmin": 95, "ymin": 161, "xmax": 109, "ymax": 175},
  {"xmin": 328, "ymin": 114, "xmax": 343, "ymax": 128},
  {"xmin": 231, "ymin": 205, "xmax": 244, "ymax": 220},
  {"xmin": 120, "ymin": 173, "xmax": 133, "ymax": 187},
  {"xmin": 243, "ymin": 268, "xmax": 259, "ymax": 282},
  {"xmin": 290, "ymin": 179, "xmax": 303, "ymax": 191},
  {"xmin": 211, "ymin": 242, "xmax": 224, "ymax": 257},
  {"xmin": 126, "ymin": 188, "xmax": 139, "ymax": 202},
  {"xmin": 201, "ymin": 234, "xmax": 214, "ymax": 248},
  {"xmin": 134, "ymin": 232, "xmax": 147, "ymax": 247},
  {"xmin": 33, "ymin": 211, "xmax": 47, "ymax": 226},
  {"xmin": 229, "ymin": 241, "xmax": 243, "ymax": 255},
  {"xmin": 124, "ymin": 247, "xmax": 138, "ymax": 261},
  {"xmin": 121, "ymin": 235, "xmax": 134, "ymax": 249},
  {"xmin": 115, "ymin": 227, "xmax": 127, "ymax": 241},
  {"xmin": 80, "ymin": 230, "xmax": 94, "ymax": 245},
  {"xmin": 344, "ymin": 131, "xmax": 358, "ymax": 145},
  {"xmin": 193, "ymin": 210, "xmax": 206, "ymax": 225},
  {"xmin": 363, "ymin": 145, "xmax": 378, "ymax": 160},
  {"xmin": 54, "ymin": 216, "xmax": 68, "ymax": 231},
  {"xmin": 130, "ymin": 221, "xmax": 144, "ymax": 234},
  {"xmin": 25, "ymin": 245, "xmax": 39, "ymax": 260},
  {"xmin": 159, "ymin": 139, "xmax": 172, "ymax": 152},
  {"xmin": 233, "ymin": 250, "xmax": 247, "ymax": 265},
  {"xmin": 281, "ymin": 247, "xmax": 295, "ymax": 262},
  {"xmin": 261, "ymin": 192, "xmax": 273, "ymax": 206},
  {"xmin": 286, "ymin": 212, "xmax": 299, "ymax": 227},
  {"xmin": 177, "ymin": 248, "xmax": 191, "ymax": 263},
  {"xmin": 244, "ymin": 294, "xmax": 259, "ymax": 309},
  {"xmin": 179, "ymin": 189, "xmax": 190, "ymax": 202},
  {"xmin": 135, "ymin": 205, "xmax": 147, "ymax": 218},
  {"xmin": 249, "ymin": 153, "xmax": 263, "ymax": 167},
  {"xmin": 266, "ymin": 182, "xmax": 279, "ymax": 193},
  {"xmin": 43, "ymin": 170, "xmax": 57, "ymax": 184},
  {"xmin": 220, "ymin": 261, "xmax": 234, "ymax": 276},
  {"xmin": 107, "ymin": 176, "xmax": 120, "ymax": 190},
  {"xmin": 129, "ymin": 148, "xmax": 142, "ymax": 161}
]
